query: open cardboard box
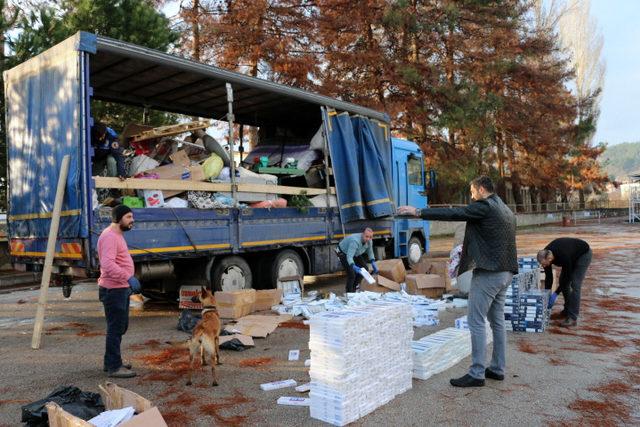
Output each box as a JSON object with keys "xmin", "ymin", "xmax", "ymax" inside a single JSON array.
[
  {"xmin": 411, "ymin": 256, "xmax": 453, "ymax": 292},
  {"xmin": 215, "ymin": 289, "xmax": 256, "ymax": 319},
  {"xmin": 376, "ymin": 259, "xmax": 406, "ymax": 283},
  {"xmin": 360, "ymin": 274, "xmax": 401, "ymax": 293},
  {"xmin": 46, "ymin": 382, "xmax": 166, "ymax": 427},
  {"xmin": 136, "ymin": 149, "xmax": 205, "ymax": 198},
  {"xmin": 405, "ymin": 273, "xmax": 445, "ymax": 299},
  {"xmin": 254, "ymin": 288, "xmax": 283, "ymax": 312}
]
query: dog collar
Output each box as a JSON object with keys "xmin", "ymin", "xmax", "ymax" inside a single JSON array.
[{"xmin": 201, "ymin": 307, "xmax": 217, "ymax": 315}]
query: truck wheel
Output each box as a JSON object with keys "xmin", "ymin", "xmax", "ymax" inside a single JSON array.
[
  {"xmin": 407, "ymin": 236, "xmax": 423, "ymax": 267},
  {"xmin": 211, "ymin": 256, "xmax": 253, "ymax": 292},
  {"xmin": 62, "ymin": 285, "xmax": 72, "ymax": 298},
  {"xmin": 271, "ymin": 249, "xmax": 304, "ymax": 289}
]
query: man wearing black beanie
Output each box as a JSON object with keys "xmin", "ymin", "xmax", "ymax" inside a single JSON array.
[{"xmin": 97, "ymin": 204, "xmax": 141, "ymax": 378}]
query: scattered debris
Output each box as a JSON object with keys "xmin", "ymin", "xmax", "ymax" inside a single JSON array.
[
  {"xmin": 277, "ymin": 396, "xmax": 311, "ymax": 406},
  {"xmin": 260, "ymin": 379, "xmax": 297, "ymax": 391},
  {"xmin": 288, "ymin": 350, "xmax": 300, "ymax": 361}
]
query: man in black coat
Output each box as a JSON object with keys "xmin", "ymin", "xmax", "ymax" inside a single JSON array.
[
  {"xmin": 537, "ymin": 238, "xmax": 592, "ymax": 328},
  {"xmin": 398, "ymin": 176, "xmax": 518, "ymax": 388}
]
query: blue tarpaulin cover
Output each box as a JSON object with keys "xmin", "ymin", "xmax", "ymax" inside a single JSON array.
[
  {"xmin": 325, "ymin": 110, "xmax": 394, "ymax": 223},
  {"xmin": 4, "ymin": 33, "xmax": 96, "ymax": 239}
]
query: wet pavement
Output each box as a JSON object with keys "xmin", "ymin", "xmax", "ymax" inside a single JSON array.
[{"xmin": 0, "ymin": 217, "xmax": 639, "ymax": 426}]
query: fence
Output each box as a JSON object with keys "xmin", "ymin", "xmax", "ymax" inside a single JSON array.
[{"xmin": 430, "ymin": 200, "xmax": 629, "ymax": 213}]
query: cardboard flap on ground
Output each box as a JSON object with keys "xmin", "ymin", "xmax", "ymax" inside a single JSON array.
[
  {"xmin": 405, "ymin": 273, "xmax": 445, "ymax": 299},
  {"xmin": 45, "ymin": 383, "xmax": 166, "ymax": 427},
  {"xmin": 360, "ymin": 274, "xmax": 401, "ymax": 293},
  {"xmin": 225, "ymin": 314, "xmax": 293, "ymax": 338},
  {"xmin": 376, "ymin": 259, "xmax": 406, "ymax": 283},
  {"xmin": 219, "ymin": 334, "xmax": 255, "ymax": 347}
]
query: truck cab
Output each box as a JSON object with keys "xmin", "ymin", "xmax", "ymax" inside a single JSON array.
[{"xmin": 391, "ymin": 138, "xmax": 429, "ymax": 266}]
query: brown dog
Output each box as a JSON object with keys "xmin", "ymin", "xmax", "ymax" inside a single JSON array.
[{"xmin": 186, "ymin": 286, "xmax": 221, "ymax": 386}]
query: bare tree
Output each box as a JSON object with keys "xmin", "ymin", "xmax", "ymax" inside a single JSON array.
[{"xmin": 558, "ymin": 0, "xmax": 606, "ymax": 131}]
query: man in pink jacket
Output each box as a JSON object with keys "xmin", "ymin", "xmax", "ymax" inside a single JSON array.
[{"xmin": 97, "ymin": 205, "xmax": 141, "ymax": 378}]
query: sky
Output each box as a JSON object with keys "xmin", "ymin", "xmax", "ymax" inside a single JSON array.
[
  {"xmin": 161, "ymin": 1, "xmax": 634, "ymax": 146},
  {"xmin": 591, "ymin": 0, "xmax": 640, "ymax": 146}
]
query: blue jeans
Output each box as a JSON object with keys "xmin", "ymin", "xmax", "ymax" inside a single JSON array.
[
  {"xmin": 467, "ymin": 270, "xmax": 513, "ymax": 379},
  {"xmin": 99, "ymin": 287, "xmax": 130, "ymax": 372}
]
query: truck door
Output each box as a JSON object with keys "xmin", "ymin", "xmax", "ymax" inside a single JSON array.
[
  {"xmin": 391, "ymin": 138, "xmax": 427, "ymax": 209},
  {"xmin": 4, "ymin": 34, "xmax": 92, "ymax": 266}
]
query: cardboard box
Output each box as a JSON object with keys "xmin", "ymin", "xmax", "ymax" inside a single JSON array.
[
  {"xmin": 214, "ymin": 289, "xmax": 256, "ymax": 319},
  {"xmin": 169, "ymin": 149, "xmax": 190, "ymax": 166},
  {"xmin": 411, "ymin": 257, "xmax": 453, "ymax": 291},
  {"xmin": 254, "ymin": 289, "xmax": 283, "ymax": 312},
  {"xmin": 225, "ymin": 314, "xmax": 293, "ymax": 338},
  {"xmin": 376, "ymin": 259, "xmax": 406, "ymax": 283},
  {"xmin": 139, "ymin": 162, "xmax": 205, "ymax": 198},
  {"xmin": 46, "ymin": 382, "xmax": 167, "ymax": 427},
  {"xmin": 360, "ymin": 274, "xmax": 401, "ymax": 293},
  {"xmin": 178, "ymin": 285, "xmax": 202, "ymax": 310},
  {"xmin": 405, "ymin": 273, "xmax": 445, "ymax": 299}
]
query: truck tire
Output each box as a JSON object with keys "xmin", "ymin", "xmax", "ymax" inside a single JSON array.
[
  {"xmin": 211, "ymin": 256, "xmax": 253, "ymax": 292},
  {"xmin": 407, "ymin": 236, "xmax": 423, "ymax": 267},
  {"xmin": 270, "ymin": 249, "xmax": 304, "ymax": 289},
  {"xmin": 62, "ymin": 285, "xmax": 72, "ymax": 298}
]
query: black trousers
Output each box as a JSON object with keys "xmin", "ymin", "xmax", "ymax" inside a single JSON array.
[
  {"xmin": 337, "ymin": 250, "xmax": 368, "ymax": 293},
  {"xmin": 547, "ymin": 249, "xmax": 592, "ymax": 320},
  {"xmin": 566, "ymin": 250, "xmax": 592, "ymax": 320}
]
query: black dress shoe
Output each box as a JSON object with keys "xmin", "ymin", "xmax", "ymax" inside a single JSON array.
[
  {"xmin": 485, "ymin": 368, "xmax": 504, "ymax": 381},
  {"xmin": 550, "ymin": 310, "xmax": 568, "ymax": 320},
  {"xmin": 559, "ymin": 317, "xmax": 577, "ymax": 328},
  {"xmin": 450, "ymin": 374, "xmax": 485, "ymax": 387}
]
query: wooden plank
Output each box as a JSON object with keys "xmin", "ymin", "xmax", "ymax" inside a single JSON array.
[
  {"xmin": 93, "ymin": 177, "xmax": 335, "ymax": 196},
  {"xmin": 32, "ymin": 155, "xmax": 70, "ymax": 350},
  {"xmin": 128, "ymin": 120, "xmax": 211, "ymax": 143}
]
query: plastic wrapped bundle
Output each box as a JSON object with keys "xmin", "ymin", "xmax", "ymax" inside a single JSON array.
[
  {"xmin": 309, "ymin": 302, "xmax": 413, "ymax": 426},
  {"xmin": 512, "ymin": 289, "xmax": 551, "ymax": 332},
  {"xmin": 412, "ymin": 328, "xmax": 471, "ymax": 380},
  {"xmin": 505, "ymin": 267, "xmax": 547, "ymax": 333}
]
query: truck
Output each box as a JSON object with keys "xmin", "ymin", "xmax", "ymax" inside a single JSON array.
[{"xmin": 4, "ymin": 32, "xmax": 431, "ymax": 297}]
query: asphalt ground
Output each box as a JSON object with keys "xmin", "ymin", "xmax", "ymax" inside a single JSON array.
[{"xmin": 0, "ymin": 218, "xmax": 639, "ymax": 426}]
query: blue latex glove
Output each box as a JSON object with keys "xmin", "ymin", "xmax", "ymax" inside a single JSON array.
[
  {"xmin": 370, "ymin": 260, "xmax": 379, "ymax": 275},
  {"xmin": 351, "ymin": 264, "xmax": 362, "ymax": 275},
  {"xmin": 547, "ymin": 292, "xmax": 558, "ymax": 310},
  {"xmin": 128, "ymin": 276, "xmax": 142, "ymax": 294}
]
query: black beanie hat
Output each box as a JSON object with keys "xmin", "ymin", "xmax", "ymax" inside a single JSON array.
[{"xmin": 112, "ymin": 204, "xmax": 132, "ymax": 223}]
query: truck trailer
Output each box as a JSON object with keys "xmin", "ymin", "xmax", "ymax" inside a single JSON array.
[{"xmin": 4, "ymin": 32, "xmax": 430, "ymax": 297}]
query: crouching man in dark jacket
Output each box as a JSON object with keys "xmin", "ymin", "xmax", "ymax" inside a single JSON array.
[{"xmin": 398, "ymin": 176, "xmax": 518, "ymax": 387}]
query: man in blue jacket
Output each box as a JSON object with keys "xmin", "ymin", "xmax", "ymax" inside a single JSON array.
[
  {"xmin": 91, "ymin": 122, "xmax": 127, "ymax": 179},
  {"xmin": 399, "ymin": 176, "xmax": 518, "ymax": 388},
  {"xmin": 336, "ymin": 228, "xmax": 379, "ymax": 294}
]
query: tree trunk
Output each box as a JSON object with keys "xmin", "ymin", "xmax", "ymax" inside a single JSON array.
[{"xmin": 192, "ymin": 0, "xmax": 201, "ymax": 61}]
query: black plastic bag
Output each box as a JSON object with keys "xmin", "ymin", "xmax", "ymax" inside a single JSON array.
[
  {"xmin": 177, "ymin": 309, "xmax": 201, "ymax": 333},
  {"xmin": 219, "ymin": 338, "xmax": 249, "ymax": 351},
  {"xmin": 21, "ymin": 385, "xmax": 104, "ymax": 426}
]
